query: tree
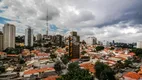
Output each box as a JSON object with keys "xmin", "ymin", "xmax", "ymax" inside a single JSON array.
[
  {"xmin": 61, "ymin": 54, "xmax": 69, "ymax": 65},
  {"xmin": 0, "ymin": 66, "xmax": 5, "ymax": 74},
  {"xmin": 67, "ymin": 62, "xmax": 80, "ymax": 72},
  {"xmin": 124, "ymin": 59, "xmax": 132, "ymax": 67},
  {"xmin": 50, "ymin": 54, "xmax": 57, "ymax": 59},
  {"xmin": 96, "ymin": 46, "xmax": 104, "ymax": 52},
  {"xmin": 25, "ymin": 46, "xmax": 34, "ymax": 51},
  {"xmin": 57, "ymin": 62, "xmax": 93, "ymax": 80},
  {"xmin": 19, "ymin": 59, "xmax": 25, "ymax": 64},
  {"xmin": 3, "ymin": 47, "xmax": 21, "ymax": 54},
  {"xmin": 132, "ymin": 48, "xmax": 142, "ymax": 58},
  {"xmin": 54, "ymin": 61, "xmax": 62, "ymax": 75},
  {"xmin": 113, "ymin": 61, "xmax": 125, "ymax": 73},
  {"xmin": 110, "ymin": 47, "xmax": 115, "ymax": 50},
  {"xmin": 95, "ymin": 61, "xmax": 116, "ymax": 80},
  {"xmin": 81, "ymin": 51, "xmax": 87, "ymax": 55}
]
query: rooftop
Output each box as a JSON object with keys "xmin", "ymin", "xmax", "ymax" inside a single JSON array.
[
  {"xmin": 123, "ymin": 72, "xmax": 140, "ymax": 80},
  {"xmin": 80, "ymin": 62, "xmax": 95, "ymax": 73},
  {"xmin": 44, "ymin": 75, "xmax": 59, "ymax": 80},
  {"xmin": 24, "ymin": 67, "xmax": 55, "ymax": 75}
]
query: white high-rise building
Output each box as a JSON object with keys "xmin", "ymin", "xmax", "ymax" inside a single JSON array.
[
  {"xmin": 36, "ymin": 33, "xmax": 42, "ymax": 41},
  {"xmin": 137, "ymin": 41, "xmax": 142, "ymax": 48},
  {"xmin": 25, "ymin": 27, "xmax": 33, "ymax": 46},
  {"xmin": 3, "ymin": 23, "xmax": 16, "ymax": 49},
  {"xmin": 86, "ymin": 37, "xmax": 97, "ymax": 45},
  {"xmin": 103, "ymin": 40, "xmax": 110, "ymax": 47}
]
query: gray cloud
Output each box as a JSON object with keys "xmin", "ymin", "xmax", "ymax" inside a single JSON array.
[
  {"xmin": 1, "ymin": 0, "xmax": 142, "ymax": 43},
  {"xmin": 38, "ymin": 4, "xmax": 60, "ymax": 21},
  {"xmin": 67, "ymin": 0, "xmax": 142, "ymax": 28},
  {"xmin": 74, "ymin": 10, "xmax": 95, "ymax": 22}
]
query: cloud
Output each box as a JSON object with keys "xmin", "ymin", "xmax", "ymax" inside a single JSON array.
[
  {"xmin": 67, "ymin": 0, "xmax": 142, "ymax": 27},
  {"xmin": 37, "ymin": 4, "xmax": 60, "ymax": 21},
  {"xmin": 0, "ymin": 0, "xmax": 142, "ymax": 43}
]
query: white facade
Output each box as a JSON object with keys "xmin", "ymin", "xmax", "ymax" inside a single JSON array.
[
  {"xmin": 3, "ymin": 23, "xmax": 16, "ymax": 49},
  {"xmin": 36, "ymin": 34, "xmax": 42, "ymax": 41},
  {"xmin": 103, "ymin": 40, "xmax": 110, "ymax": 47},
  {"xmin": 25, "ymin": 27, "xmax": 33, "ymax": 46},
  {"xmin": 137, "ymin": 41, "xmax": 142, "ymax": 48},
  {"xmin": 86, "ymin": 37, "xmax": 97, "ymax": 45}
]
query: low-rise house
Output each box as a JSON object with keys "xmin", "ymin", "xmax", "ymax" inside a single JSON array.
[
  {"xmin": 34, "ymin": 52, "xmax": 49, "ymax": 60},
  {"xmin": 115, "ymin": 54, "xmax": 131, "ymax": 60},
  {"xmin": 7, "ymin": 54, "xmax": 22, "ymax": 61},
  {"xmin": 123, "ymin": 72, "xmax": 140, "ymax": 80},
  {"xmin": 80, "ymin": 62, "xmax": 95, "ymax": 74},
  {"xmin": 22, "ymin": 49, "xmax": 31, "ymax": 56},
  {"xmin": 0, "ymin": 72, "xmax": 17, "ymax": 80},
  {"xmin": 23, "ymin": 67, "xmax": 55, "ymax": 78},
  {"xmin": 44, "ymin": 75, "xmax": 59, "ymax": 80},
  {"xmin": 138, "ymin": 67, "xmax": 142, "ymax": 78},
  {"xmin": 108, "ymin": 57, "xmax": 122, "ymax": 62},
  {"xmin": 0, "ymin": 52, "xmax": 7, "ymax": 59}
]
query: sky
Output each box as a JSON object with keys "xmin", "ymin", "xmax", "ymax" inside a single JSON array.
[{"xmin": 0, "ymin": 0, "xmax": 142, "ymax": 43}]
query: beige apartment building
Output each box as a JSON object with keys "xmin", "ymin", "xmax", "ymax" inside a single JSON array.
[{"xmin": 3, "ymin": 23, "xmax": 16, "ymax": 50}]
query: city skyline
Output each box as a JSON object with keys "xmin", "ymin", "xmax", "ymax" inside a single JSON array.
[{"xmin": 0, "ymin": 0, "xmax": 142, "ymax": 43}]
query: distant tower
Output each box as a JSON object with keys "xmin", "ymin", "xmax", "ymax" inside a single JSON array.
[
  {"xmin": 25, "ymin": 27, "xmax": 33, "ymax": 46},
  {"xmin": 113, "ymin": 40, "xmax": 115, "ymax": 44},
  {"xmin": 69, "ymin": 31, "xmax": 80, "ymax": 59},
  {"xmin": 3, "ymin": 23, "xmax": 16, "ymax": 49},
  {"xmin": 46, "ymin": 27, "xmax": 48, "ymax": 36},
  {"xmin": 46, "ymin": 15, "xmax": 49, "ymax": 36},
  {"xmin": 0, "ymin": 31, "xmax": 3, "ymax": 51}
]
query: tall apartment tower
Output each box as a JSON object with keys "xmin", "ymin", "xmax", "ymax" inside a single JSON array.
[
  {"xmin": 25, "ymin": 27, "xmax": 33, "ymax": 46},
  {"xmin": 55, "ymin": 35, "xmax": 63, "ymax": 47},
  {"xmin": 3, "ymin": 23, "xmax": 16, "ymax": 49},
  {"xmin": 87, "ymin": 37, "xmax": 97, "ymax": 45},
  {"xmin": 69, "ymin": 31, "xmax": 80, "ymax": 59},
  {"xmin": 0, "ymin": 31, "xmax": 3, "ymax": 51},
  {"xmin": 36, "ymin": 33, "xmax": 42, "ymax": 41}
]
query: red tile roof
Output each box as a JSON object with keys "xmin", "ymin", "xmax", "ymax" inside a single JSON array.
[
  {"xmin": 107, "ymin": 60, "xmax": 116, "ymax": 65},
  {"xmin": 0, "ymin": 52, "xmax": 5, "ymax": 55},
  {"xmin": 39, "ymin": 58, "xmax": 48, "ymax": 60},
  {"xmin": 24, "ymin": 67, "xmax": 55, "ymax": 75},
  {"xmin": 7, "ymin": 54, "xmax": 19, "ymax": 57},
  {"xmin": 36, "ymin": 53, "xmax": 49, "ymax": 56},
  {"xmin": 129, "ymin": 52, "xmax": 135, "ymax": 56},
  {"xmin": 38, "ymin": 67, "xmax": 54, "ymax": 72},
  {"xmin": 80, "ymin": 62, "xmax": 95, "ymax": 73},
  {"xmin": 71, "ymin": 58, "xmax": 79, "ymax": 62},
  {"xmin": 44, "ymin": 75, "xmax": 59, "ymax": 80},
  {"xmin": 123, "ymin": 72, "xmax": 140, "ymax": 80},
  {"xmin": 24, "ymin": 69, "xmax": 39, "ymax": 75}
]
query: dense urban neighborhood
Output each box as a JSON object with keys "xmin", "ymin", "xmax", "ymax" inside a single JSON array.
[
  {"xmin": 1, "ymin": 0, "xmax": 142, "ymax": 80},
  {"xmin": 0, "ymin": 24, "xmax": 142, "ymax": 80}
]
